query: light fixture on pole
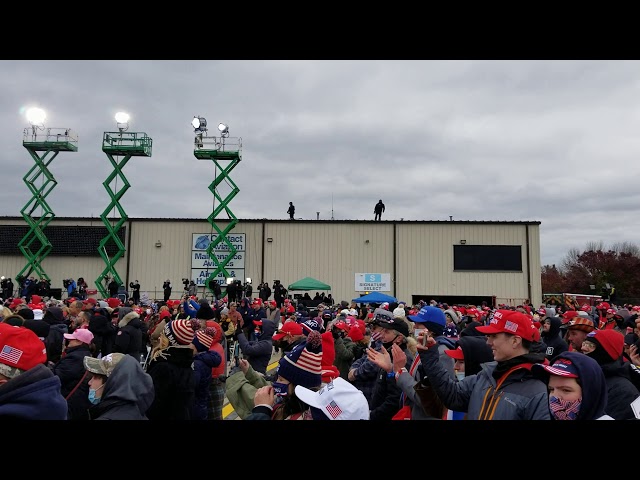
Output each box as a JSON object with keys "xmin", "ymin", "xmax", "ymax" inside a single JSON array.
[
  {"xmin": 26, "ymin": 107, "xmax": 46, "ymax": 136},
  {"xmin": 192, "ymin": 116, "xmax": 207, "ymax": 148},
  {"xmin": 115, "ymin": 111, "xmax": 130, "ymax": 133},
  {"xmin": 218, "ymin": 123, "xmax": 229, "ymax": 138}
]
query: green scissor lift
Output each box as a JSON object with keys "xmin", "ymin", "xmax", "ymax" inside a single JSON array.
[
  {"xmin": 194, "ymin": 133, "xmax": 242, "ymax": 293},
  {"xmin": 96, "ymin": 131, "xmax": 152, "ymax": 298},
  {"xmin": 18, "ymin": 128, "xmax": 78, "ymax": 283}
]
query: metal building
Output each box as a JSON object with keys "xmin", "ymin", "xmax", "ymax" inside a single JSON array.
[{"xmin": 0, "ymin": 217, "xmax": 542, "ymax": 307}]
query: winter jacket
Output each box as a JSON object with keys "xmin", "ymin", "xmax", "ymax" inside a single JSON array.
[
  {"xmin": 52, "ymin": 343, "xmax": 93, "ymax": 420},
  {"xmin": 42, "ymin": 307, "xmax": 69, "ymax": 364},
  {"xmin": 541, "ymin": 316, "xmax": 569, "ymax": 363},
  {"xmin": 89, "ymin": 311, "xmax": 116, "ymax": 357},
  {"xmin": 369, "ymin": 343, "xmax": 415, "ymax": 420},
  {"xmin": 0, "ymin": 364, "xmax": 68, "ymax": 420},
  {"xmin": 191, "ymin": 349, "xmax": 222, "ymax": 420},
  {"xmin": 114, "ymin": 311, "xmax": 144, "ymax": 358},
  {"xmin": 88, "ymin": 355, "xmax": 155, "ymax": 420},
  {"xmin": 236, "ymin": 319, "xmax": 276, "ymax": 374},
  {"xmin": 596, "ymin": 358, "xmax": 640, "ymax": 420},
  {"xmin": 419, "ymin": 345, "xmax": 550, "ymax": 420},
  {"xmin": 146, "ymin": 346, "xmax": 195, "ymax": 420}
]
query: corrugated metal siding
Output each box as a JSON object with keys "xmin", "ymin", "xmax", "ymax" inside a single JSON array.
[{"xmin": 0, "ymin": 218, "xmax": 541, "ymax": 305}]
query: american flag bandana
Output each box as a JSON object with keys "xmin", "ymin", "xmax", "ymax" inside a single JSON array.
[{"xmin": 549, "ymin": 396, "xmax": 581, "ymax": 420}]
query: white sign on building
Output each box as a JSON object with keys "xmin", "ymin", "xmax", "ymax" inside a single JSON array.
[
  {"xmin": 355, "ymin": 273, "xmax": 391, "ymax": 292},
  {"xmin": 191, "ymin": 233, "xmax": 245, "ymax": 286}
]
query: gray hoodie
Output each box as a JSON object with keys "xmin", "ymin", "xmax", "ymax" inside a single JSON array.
[{"xmin": 90, "ymin": 355, "xmax": 155, "ymax": 420}]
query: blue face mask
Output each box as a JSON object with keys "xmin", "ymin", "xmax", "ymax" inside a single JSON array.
[
  {"xmin": 88, "ymin": 384, "xmax": 105, "ymax": 405},
  {"xmin": 272, "ymin": 381, "xmax": 289, "ymax": 397},
  {"xmin": 455, "ymin": 371, "xmax": 465, "ymax": 382}
]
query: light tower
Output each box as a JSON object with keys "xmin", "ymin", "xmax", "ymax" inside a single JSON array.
[
  {"xmin": 192, "ymin": 116, "xmax": 242, "ymax": 293},
  {"xmin": 18, "ymin": 107, "xmax": 78, "ymax": 284},
  {"xmin": 95, "ymin": 112, "xmax": 152, "ymax": 298}
]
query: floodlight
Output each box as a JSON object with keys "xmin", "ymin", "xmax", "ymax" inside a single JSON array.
[
  {"xmin": 226, "ymin": 277, "xmax": 233, "ymax": 285},
  {"xmin": 192, "ymin": 116, "xmax": 207, "ymax": 132},
  {"xmin": 115, "ymin": 111, "xmax": 130, "ymax": 132},
  {"xmin": 26, "ymin": 107, "xmax": 46, "ymax": 126},
  {"xmin": 218, "ymin": 123, "xmax": 229, "ymax": 136},
  {"xmin": 115, "ymin": 112, "xmax": 130, "ymax": 124}
]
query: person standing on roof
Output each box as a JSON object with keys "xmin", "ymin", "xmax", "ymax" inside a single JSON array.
[{"xmin": 374, "ymin": 199, "xmax": 385, "ymax": 221}]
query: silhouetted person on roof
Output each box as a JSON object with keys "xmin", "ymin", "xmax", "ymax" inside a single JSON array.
[
  {"xmin": 287, "ymin": 202, "xmax": 295, "ymax": 220},
  {"xmin": 374, "ymin": 199, "xmax": 385, "ymax": 221}
]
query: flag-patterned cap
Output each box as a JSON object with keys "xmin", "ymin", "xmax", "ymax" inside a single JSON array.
[
  {"xmin": 164, "ymin": 319, "xmax": 197, "ymax": 346},
  {"xmin": 277, "ymin": 330, "xmax": 323, "ymax": 388},
  {"xmin": 0, "ymin": 323, "xmax": 47, "ymax": 378}
]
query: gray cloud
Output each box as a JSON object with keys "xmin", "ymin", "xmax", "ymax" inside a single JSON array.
[{"xmin": 1, "ymin": 60, "xmax": 639, "ymax": 267}]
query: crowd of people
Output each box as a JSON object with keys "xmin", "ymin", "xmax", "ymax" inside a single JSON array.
[{"xmin": 0, "ymin": 289, "xmax": 639, "ymax": 421}]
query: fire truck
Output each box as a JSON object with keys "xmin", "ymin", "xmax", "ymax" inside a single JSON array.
[{"xmin": 542, "ymin": 293, "xmax": 603, "ymax": 310}]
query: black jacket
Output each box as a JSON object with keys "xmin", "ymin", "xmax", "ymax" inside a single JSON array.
[
  {"xmin": 114, "ymin": 311, "xmax": 144, "ymax": 358},
  {"xmin": 42, "ymin": 307, "xmax": 69, "ymax": 364},
  {"xmin": 541, "ymin": 316, "xmax": 569, "ymax": 362},
  {"xmin": 89, "ymin": 310, "xmax": 116, "ymax": 357},
  {"xmin": 52, "ymin": 343, "xmax": 93, "ymax": 420},
  {"xmin": 146, "ymin": 346, "xmax": 196, "ymax": 420}
]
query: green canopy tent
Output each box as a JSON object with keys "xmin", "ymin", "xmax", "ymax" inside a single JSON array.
[{"xmin": 287, "ymin": 276, "xmax": 331, "ymax": 291}]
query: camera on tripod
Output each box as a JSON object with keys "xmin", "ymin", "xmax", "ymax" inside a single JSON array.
[
  {"xmin": 63, "ymin": 278, "xmax": 73, "ymax": 289},
  {"xmin": 182, "ymin": 278, "xmax": 190, "ymax": 289}
]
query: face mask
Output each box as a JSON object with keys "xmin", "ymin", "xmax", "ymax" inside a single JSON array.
[
  {"xmin": 455, "ymin": 371, "xmax": 465, "ymax": 382},
  {"xmin": 549, "ymin": 395, "xmax": 581, "ymax": 420},
  {"xmin": 272, "ymin": 381, "xmax": 289, "ymax": 397},
  {"xmin": 88, "ymin": 384, "xmax": 105, "ymax": 405}
]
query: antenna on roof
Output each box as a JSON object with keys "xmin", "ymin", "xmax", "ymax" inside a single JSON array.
[{"xmin": 331, "ymin": 193, "xmax": 334, "ymax": 220}]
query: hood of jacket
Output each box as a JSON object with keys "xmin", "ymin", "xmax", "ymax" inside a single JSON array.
[
  {"xmin": 194, "ymin": 349, "xmax": 222, "ymax": 369},
  {"xmin": 533, "ymin": 351, "xmax": 607, "ymax": 420},
  {"xmin": 257, "ymin": 318, "xmax": 277, "ymax": 339},
  {"xmin": 102, "ymin": 354, "xmax": 154, "ymax": 414},
  {"xmin": 458, "ymin": 335, "xmax": 494, "ymax": 376},
  {"xmin": 118, "ymin": 310, "xmax": 140, "ymax": 328},
  {"xmin": 43, "ymin": 307, "xmax": 65, "ymax": 325},
  {"xmin": 543, "ymin": 316, "xmax": 563, "ymax": 338}
]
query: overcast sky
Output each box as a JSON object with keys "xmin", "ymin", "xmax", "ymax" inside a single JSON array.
[{"xmin": 1, "ymin": 60, "xmax": 639, "ymax": 267}]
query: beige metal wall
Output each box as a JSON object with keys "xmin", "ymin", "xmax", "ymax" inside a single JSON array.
[
  {"xmin": 396, "ymin": 223, "xmax": 541, "ymax": 306},
  {"xmin": 0, "ymin": 218, "xmax": 541, "ymax": 305}
]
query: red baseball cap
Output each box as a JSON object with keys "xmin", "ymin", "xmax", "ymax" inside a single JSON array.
[
  {"xmin": 83, "ymin": 298, "xmax": 97, "ymax": 306},
  {"xmin": 596, "ymin": 302, "xmax": 610, "ymax": 310},
  {"xmin": 272, "ymin": 322, "xmax": 304, "ymax": 341},
  {"xmin": 476, "ymin": 310, "xmax": 538, "ymax": 341},
  {"xmin": 445, "ymin": 346, "xmax": 464, "ymax": 360},
  {"xmin": 333, "ymin": 321, "xmax": 349, "ymax": 332},
  {"xmin": 562, "ymin": 310, "xmax": 579, "ymax": 324},
  {"xmin": 107, "ymin": 298, "xmax": 122, "ymax": 309},
  {"xmin": 0, "ymin": 323, "xmax": 47, "ymax": 377}
]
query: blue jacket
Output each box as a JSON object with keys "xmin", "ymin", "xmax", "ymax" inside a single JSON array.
[
  {"xmin": 0, "ymin": 364, "xmax": 68, "ymax": 420},
  {"xmin": 191, "ymin": 350, "xmax": 222, "ymax": 420}
]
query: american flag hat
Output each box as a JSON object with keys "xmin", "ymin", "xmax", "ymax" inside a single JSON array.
[
  {"xmin": 0, "ymin": 322, "xmax": 47, "ymax": 378},
  {"xmin": 277, "ymin": 330, "xmax": 323, "ymax": 388},
  {"xmin": 294, "ymin": 377, "xmax": 369, "ymax": 420},
  {"xmin": 163, "ymin": 319, "xmax": 196, "ymax": 346}
]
